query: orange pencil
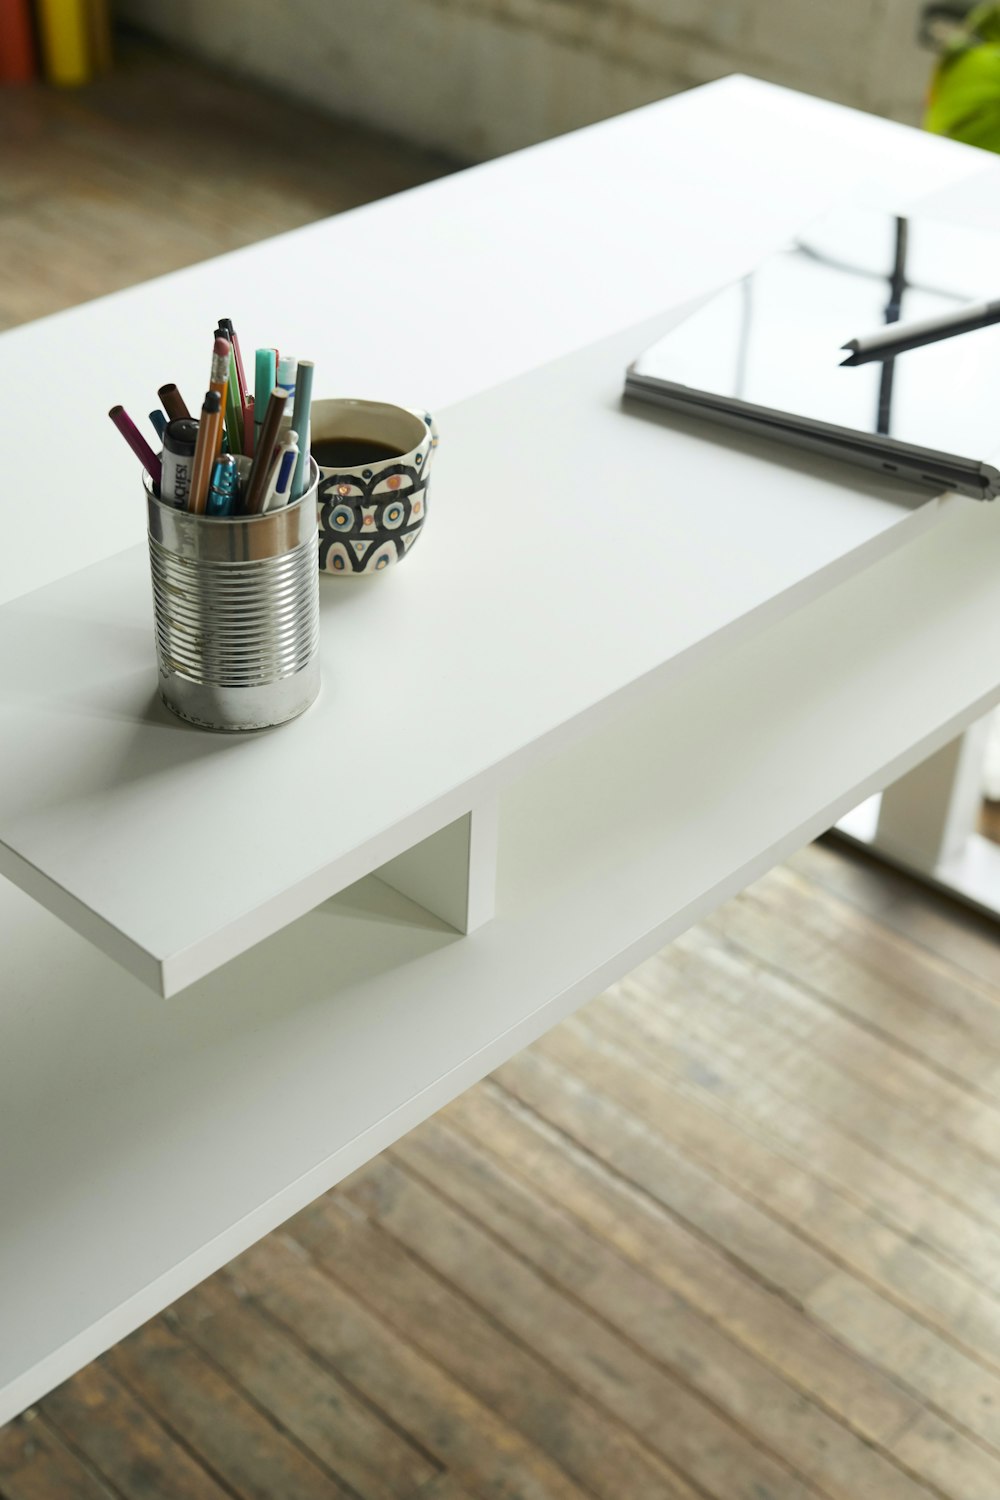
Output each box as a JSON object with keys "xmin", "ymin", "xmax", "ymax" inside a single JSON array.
[
  {"xmin": 188, "ymin": 391, "xmax": 223, "ymax": 514},
  {"xmin": 208, "ymin": 336, "xmax": 231, "ymax": 462}
]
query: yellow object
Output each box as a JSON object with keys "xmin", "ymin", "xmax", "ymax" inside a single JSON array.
[
  {"xmin": 36, "ymin": 0, "xmax": 90, "ymax": 86},
  {"xmin": 85, "ymin": 0, "xmax": 112, "ymax": 73}
]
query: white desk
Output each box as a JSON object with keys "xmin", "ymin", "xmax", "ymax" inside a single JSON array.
[{"xmin": 2, "ymin": 75, "xmax": 999, "ymax": 1424}]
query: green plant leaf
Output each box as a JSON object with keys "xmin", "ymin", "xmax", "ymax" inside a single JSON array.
[{"xmin": 926, "ymin": 42, "xmax": 1000, "ymax": 150}]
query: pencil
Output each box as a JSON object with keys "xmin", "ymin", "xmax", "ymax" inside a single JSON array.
[
  {"xmin": 244, "ymin": 387, "xmax": 287, "ymax": 514},
  {"xmin": 289, "ymin": 358, "xmax": 314, "ymax": 501},
  {"xmin": 208, "ymin": 335, "xmax": 231, "ymax": 463},
  {"xmin": 158, "ymin": 384, "xmax": 191, "ymax": 422},
  {"xmin": 242, "ymin": 395, "xmax": 255, "ymax": 458},
  {"xmin": 219, "ymin": 316, "xmax": 248, "ymax": 411},
  {"xmin": 109, "ymin": 405, "xmax": 162, "ymax": 486},
  {"xmin": 225, "ymin": 350, "xmax": 244, "ymax": 453},
  {"xmin": 188, "ymin": 390, "xmax": 223, "ymax": 514}
]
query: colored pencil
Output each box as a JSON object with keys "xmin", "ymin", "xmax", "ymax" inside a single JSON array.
[
  {"xmin": 109, "ymin": 405, "xmax": 162, "ymax": 486},
  {"xmin": 244, "ymin": 387, "xmax": 287, "ymax": 514},
  {"xmin": 208, "ymin": 335, "xmax": 231, "ymax": 463},
  {"xmin": 225, "ymin": 350, "xmax": 243, "ymax": 453},
  {"xmin": 219, "ymin": 316, "xmax": 248, "ymax": 411},
  {"xmin": 242, "ymin": 395, "xmax": 255, "ymax": 458},
  {"xmin": 188, "ymin": 390, "xmax": 223, "ymax": 515},
  {"xmin": 289, "ymin": 358, "xmax": 314, "ymax": 501},
  {"xmin": 149, "ymin": 409, "xmax": 167, "ymax": 440},
  {"xmin": 158, "ymin": 384, "xmax": 191, "ymax": 422}
]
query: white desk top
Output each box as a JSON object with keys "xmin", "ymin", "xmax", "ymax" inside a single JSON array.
[
  {"xmin": 1, "ymin": 76, "xmax": 998, "ymax": 994},
  {"xmin": 0, "ymin": 318, "xmax": 949, "ymax": 993}
]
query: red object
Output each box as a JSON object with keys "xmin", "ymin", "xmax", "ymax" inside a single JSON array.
[{"xmin": 0, "ymin": 0, "xmax": 36, "ymax": 82}]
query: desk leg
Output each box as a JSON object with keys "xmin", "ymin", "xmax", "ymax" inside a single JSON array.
[
  {"xmin": 375, "ymin": 797, "xmax": 499, "ymax": 934},
  {"xmin": 834, "ymin": 718, "xmax": 1000, "ymax": 920}
]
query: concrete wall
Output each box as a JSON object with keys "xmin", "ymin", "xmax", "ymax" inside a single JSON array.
[{"xmin": 119, "ymin": 0, "xmax": 932, "ymax": 160}]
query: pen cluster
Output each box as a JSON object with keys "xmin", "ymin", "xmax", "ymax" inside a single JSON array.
[{"xmin": 109, "ymin": 319, "xmax": 315, "ymax": 518}]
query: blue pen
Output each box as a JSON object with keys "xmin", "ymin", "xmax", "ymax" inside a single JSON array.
[
  {"xmin": 206, "ymin": 454, "xmax": 239, "ymax": 516},
  {"xmin": 274, "ymin": 446, "xmax": 297, "ymax": 507},
  {"xmin": 149, "ymin": 409, "xmax": 168, "ymax": 440}
]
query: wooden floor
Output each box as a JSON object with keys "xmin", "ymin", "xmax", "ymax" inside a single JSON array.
[{"xmin": 4, "ymin": 36, "xmax": 1000, "ymax": 1500}]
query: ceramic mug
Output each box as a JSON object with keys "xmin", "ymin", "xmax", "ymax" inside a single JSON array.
[{"xmin": 313, "ymin": 398, "xmax": 436, "ymax": 575}]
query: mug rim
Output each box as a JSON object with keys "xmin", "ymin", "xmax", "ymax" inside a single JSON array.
[{"xmin": 311, "ymin": 398, "xmax": 429, "ymax": 466}]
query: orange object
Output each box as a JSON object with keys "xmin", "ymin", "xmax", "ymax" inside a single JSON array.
[
  {"xmin": 208, "ymin": 337, "xmax": 231, "ymax": 463},
  {"xmin": 0, "ymin": 0, "xmax": 36, "ymax": 82},
  {"xmin": 188, "ymin": 391, "xmax": 224, "ymax": 515}
]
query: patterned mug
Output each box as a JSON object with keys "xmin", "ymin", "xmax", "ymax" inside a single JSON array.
[{"xmin": 313, "ymin": 398, "xmax": 437, "ymax": 576}]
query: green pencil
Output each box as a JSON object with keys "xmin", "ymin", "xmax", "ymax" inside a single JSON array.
[{"xmin": 225, "ymin": 350, "xmax": 244, "ymax": 453}]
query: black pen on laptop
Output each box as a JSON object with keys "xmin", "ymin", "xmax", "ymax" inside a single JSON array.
[{"xmin": 841, "ymin": 298, "xmax": 1000, "ymax": 366}]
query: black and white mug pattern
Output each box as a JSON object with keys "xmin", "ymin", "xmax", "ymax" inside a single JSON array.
[{"xmin": 317, "ymin": 413, "xmax": 435, "ymax": 575}]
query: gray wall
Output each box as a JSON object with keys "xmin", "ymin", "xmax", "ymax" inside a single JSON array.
[{"xmin": 120, "ymin": 0, "xmax": 932, "ymax": 159}]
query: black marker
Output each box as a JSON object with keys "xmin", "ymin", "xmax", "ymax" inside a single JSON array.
[{"xmin": 160, "ymin": 417, "xmax": 199, "ymax": 507}]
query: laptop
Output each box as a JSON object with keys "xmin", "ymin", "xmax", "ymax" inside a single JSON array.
[{"xmin": 625, "ymin": 207, "xmax": 1000, "ymax": 500}]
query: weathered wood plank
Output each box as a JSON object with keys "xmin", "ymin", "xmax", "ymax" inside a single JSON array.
[
  {"xmin": 169, "ymin": 1276, "xmax": 439, "ymax": 1500},
  {"xmin": 390, "ymin": 1113, "xmax": 939, "ymax": 1500},
  {"xmin": 225, "ymin": 1233, "xmax": 593, "ymax": 1500},
  {"xmin": 41, "ymin": 1364, "xmax": 229, "ymax": 1500},
  {"xmin": 324, "ymin": 1158, "xmax": 817, "ymax": 1500},
  {"xmin": 0, "ymin": 1414, "xmax": 117, "ymax": 1500},
  {"xmin": 281, "ymin": 1196, "xmax": 699, "ymax": 1500},
  {"xmin": 105, "ymin": 1319, "xmax": 355, "ymax": 1500},
  {"xmin": 442, "ymin": 1078, "xmax": 922, "ymax": 1446}
]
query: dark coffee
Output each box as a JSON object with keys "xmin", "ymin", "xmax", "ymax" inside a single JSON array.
[{"xmin": 312, "ymin": 436, "xmax": 404, "ymax": 468}]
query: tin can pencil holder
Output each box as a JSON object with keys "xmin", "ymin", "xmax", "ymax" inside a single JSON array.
[{"xmin": 144, "ymin": 461, "xmax": 321, "ymax": 732}]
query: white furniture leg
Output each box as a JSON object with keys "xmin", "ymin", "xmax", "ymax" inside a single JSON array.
[
  {"xmin": 835, "ymin": 718, "xmax": 1000, "ymax": 920},
  {"xmin": 376, "ymin": 798, "xmax": 498, "ymax": 933}
]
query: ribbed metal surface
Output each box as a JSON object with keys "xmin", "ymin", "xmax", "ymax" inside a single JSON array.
[{"xmin": 149, "ymin": 537, "xmax": 319, "ymax": 687}]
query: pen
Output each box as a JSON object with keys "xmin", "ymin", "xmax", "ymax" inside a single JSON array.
[
  {"xmin": 206, "ymin": 454, "xmax": 240, "ymax": 516},
  {"xmin": 244, "ymin": 386, "xmax": 288, "ymax": 513},
  {"xmin": 260, "ymin": 431, "xmax": 298, "ymax": 512},
  {"xmin": 188, "ymin": 390, "xmax": 224, "ymax": 514},
  {"xmin": 254, "ymin": 348, "xmax": 276, "ymax": 447},
  {"xmin": 159, "ymin": 416, "xmax": 200, "ymax": 507},
  {"xmin": 289, "ymin": 358, "xmax": 314, "ymax": 501},
  {"xmin": 158, "ymin": 384, "xmax": 191, "ymax": 422},
  {"xmin": 841, "ymin": 298, "xmax": 1000, "ymax": 365},
  {"xmin": 149, "ymin": 409, "xmax": 167, "ymax": 440},
  {"xmin": 276, "ymin": 354, "xmax": 297, "ymax": 397},
  {"xmin": 109, "ymin": 405, "xmax": 162, "ymax": 486}
]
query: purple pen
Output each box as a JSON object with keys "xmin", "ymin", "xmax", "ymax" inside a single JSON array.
[{"xmin": 109, "ymin": 405, "xmax": 162, "ymax": 487}]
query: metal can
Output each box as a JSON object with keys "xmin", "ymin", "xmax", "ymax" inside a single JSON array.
[{"xmin": 144, "ymin": 462, "xmax": 320, "ymax": 731}]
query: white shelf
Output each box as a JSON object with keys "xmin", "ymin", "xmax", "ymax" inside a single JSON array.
[
  {"xmin": 2, "ymin": 495, "xmax": 998, "ymax": 1424},
  {"xmin": 0, "ymin": 319, "xmax": 943, "ymax": 995}
]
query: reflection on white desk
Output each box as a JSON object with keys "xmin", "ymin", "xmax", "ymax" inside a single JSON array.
[{"xmin": 1, "ymin": 74, "xmax": 1000, "ymax": 1427}]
